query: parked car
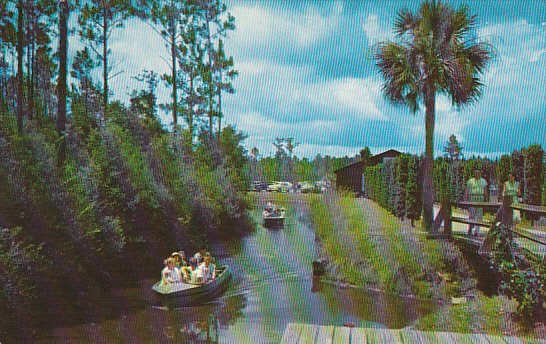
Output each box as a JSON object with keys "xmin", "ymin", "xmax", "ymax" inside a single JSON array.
[
  {"xmin": 297, "ymin": 181, "xmax": 317, "ymax": 193},
  {"xmin": 248, "ymin": 181, "xmax": 268, "ymax": 192},
  {"xmin": 267, "ymin": 181, "xmax": 292, "ymax": 193}
]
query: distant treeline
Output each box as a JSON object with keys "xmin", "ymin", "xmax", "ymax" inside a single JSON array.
[
  {"xmin": 362, "ymin": 144, "xmax": 545, "ymax": 224},
  {"xmin": 245, "ymin": 138, "xmax": 360, "ymax": 183}
]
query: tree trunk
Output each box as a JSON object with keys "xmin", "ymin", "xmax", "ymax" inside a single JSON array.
[
  {"xmin": 28, "ymin": 40, "xmax": 34, "ymax": 121},
  {"xmin": 57, "ymin": 0, "xmax": 68, "ymax": 167},
  {"xmin": 206, "ymin": 17, "xmax": 213, "ymax": 141},
  {"xmin": 102, "ymin": 7, "xmax": 108, "ymax": 116},
  {"xmin": 217, "ymin": 69, "xmax": 222, "ymax": 139},
  {"xmin": 171, "ymin": 13, "xmax": 177, "ymax": 133},
  {"xmin": 188, "ymin": 73, "xmax": 194, "ymax": 145},
  {"xmin": 16, "ymin": 0, "xmax": 24, "ymax": 134},
  {"xmin": 422, "ymin": 86, "xmax": 436, "ymax": 232}
]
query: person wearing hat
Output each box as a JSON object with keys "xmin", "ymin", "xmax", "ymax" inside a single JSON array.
[
  {"xmin": 171, "ymin": 251, "xmax": 187, "ymax": 269},
  {"xmin": 465, "ymin": 169, "xmax": 488, "ymax": 236},
  {"xmin": 181, "ymin": 257, "xmax": 199, "ymax": 283}
]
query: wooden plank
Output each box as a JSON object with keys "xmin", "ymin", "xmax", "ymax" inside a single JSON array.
[
  {"xmin": 511, "ymin": 203, "xmax": 546, "ymax": 214},
  {"xmin": 316, "ymin": 325, "xmax": 335, "ymax": 344},
  {"xmin": 448, "ymin": 331, "xmax": 488, "ymax": 343},
  {"xmin": 280, "ymin": 323, "xmax": 303, "ymax": 344},
  {"xmin": 457, "ymin": 202, "xmax": 502, "ymax": 210},
  {"xmin": 501, "ymin": 336, "xmax": 524, "ymax": 344},
  {"xmin": 366, "ymin": 328, "xmax": 402, "ymax": 344},
  {"xmin": 399, "ymin": 330, "xmax": 457, "ymax": 344},
  {"xmin": 349, "ymin": 327, "xmax": 368, "ymax": 344},
  {"xmin": 399, "ymin": 330, "xmax": 429, "ymax": 343},
  {"xmin": 486, "ymin": 334, "xmax": 509, "ymax": 344},
  {"xmin": 432, "ymin": 332, "xmax": 458, "ymax": 344},
  {"xmin": 452, "ymin": 216, "xmax": 490, "ymax": 228},
  {"xmin": 333, "ymin": 326, "xmax": 351, "ymax": 344},
  {"xmin": 512, "ymin": 227, "xmax": 546, "ymax": 246},
  {"xmin": 521, "ymin": 336, "xmax": 546, "ymax": 344},
  {"xmin": 299, "ymin": 324, "xmax": 319, "ymax": 344}
]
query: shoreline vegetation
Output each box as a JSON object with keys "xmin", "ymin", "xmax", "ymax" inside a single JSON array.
[{"xmin": 303, "ymin": 192, "xmax": 544, "ymax": 338}]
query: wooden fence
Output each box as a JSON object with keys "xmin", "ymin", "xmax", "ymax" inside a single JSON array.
[{"xmin": 433, "ymin": 195, "xmax": 546, "ymax": 254}]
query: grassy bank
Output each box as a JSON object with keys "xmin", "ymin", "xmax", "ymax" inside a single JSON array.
[{"xmin": 306, "ymin": 192, "xmax": 472, "ymax": 300}]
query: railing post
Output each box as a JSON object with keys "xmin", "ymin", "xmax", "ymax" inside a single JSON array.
[
  {"xmin": 444, "ymin": 198, "xmax": 452, "ymax": 238},
  {"xmin": 496, "ymin": 195, "xmax": 513, "ymax": 227}
]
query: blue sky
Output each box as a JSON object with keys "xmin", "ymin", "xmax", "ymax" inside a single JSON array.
[{"xmin": 70, "ymin": 0, "xmax": 546, "ymax": 158}]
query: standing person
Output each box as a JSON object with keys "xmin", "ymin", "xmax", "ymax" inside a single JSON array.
[
  {"xmin": 465, "ymin": 169, "xmax": 488, "ymax": 236},
  {"xmin": 503, "ymin": 173, "xmax": 521, "ymax": 223},
  {"xmin": 161, "ymin": 258, "xmax": 182, "ymax": 285}
]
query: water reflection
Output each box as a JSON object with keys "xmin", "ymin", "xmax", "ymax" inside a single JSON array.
[{"xmin": 35, "ymin": 196, "xmax": 439, "ymax": 343}]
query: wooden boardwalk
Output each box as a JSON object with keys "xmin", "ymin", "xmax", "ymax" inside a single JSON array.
[{"xmin": 280, "ymin": 323, "xmax": 546, "ymax": 344}]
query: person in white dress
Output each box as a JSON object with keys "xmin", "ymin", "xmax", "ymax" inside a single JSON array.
[
  {"xmin": 161, "ymin": 257, "xmax": 182, "ymax": 285},
  {"xmin": 197, "ymin": 254, "xmax": 216, "ymax": 284}
]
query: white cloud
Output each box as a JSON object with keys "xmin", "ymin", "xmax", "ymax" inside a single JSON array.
[
  {"xmin": 231, "ymin": 3, "xmax": 343, "ymax": 49},
  {"xmin": 530, "ymin": 48, "xmax": 546, "ymax": 62},
  {"xmin": 305, "ymin": 77, "xmax": 387, "ymax": 121},
  {"xmin": 362, "ymin": 14, "xmax": 392, "ymax": 44}
]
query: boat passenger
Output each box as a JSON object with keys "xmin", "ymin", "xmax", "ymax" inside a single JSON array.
[
  {"xmin": 193, "ymin": 246, "xmax": 207, "ymax": 264},
  {"xmin": 171, "ymin": 251, "xmax": 187, "ymax": 268},
  {"xmin": 197, "ymin": 253, "xmax": 216, "ymax": 284},
  {"xmin": 181, "ymin": 257, "xmax": 199, "ymax": 283},
  {"xmin": 161, "ymin": 257, "xmax": 182, "ymax": 285}
]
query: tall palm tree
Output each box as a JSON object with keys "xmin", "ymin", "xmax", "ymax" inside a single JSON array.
[{"xmin": 375, "ymin": 0, "xmax": 491, "ymax": 232}]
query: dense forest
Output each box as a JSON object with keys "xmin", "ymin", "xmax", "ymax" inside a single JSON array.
[{"xmin": 0, "ymin": 0, "xmax": 247, "ymax": 340}]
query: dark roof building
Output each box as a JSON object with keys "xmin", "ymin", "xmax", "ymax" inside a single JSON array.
[{"xmin": 334, "ymin": 149, "xmax": 402, "ymax": 194}]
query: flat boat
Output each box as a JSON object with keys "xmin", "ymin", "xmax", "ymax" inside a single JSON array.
[{"xmin": 152, "ymin": 266, "xmax": 231, "ymax": 308}]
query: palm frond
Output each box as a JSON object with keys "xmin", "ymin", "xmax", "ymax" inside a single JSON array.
[{"xmin": 394, "ymin": 9, "xmax": 417, "ymax": 37}]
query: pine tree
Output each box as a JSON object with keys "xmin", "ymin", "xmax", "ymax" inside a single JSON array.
[{"xmin": 78, "ymin": 0, "xmax": 131, "ymax": 117}]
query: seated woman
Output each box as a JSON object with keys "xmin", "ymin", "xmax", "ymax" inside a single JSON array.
[
  {"xmin": 180, "ymin": 257, "xmax": 199, "ymax": 283},
  {"xmin": 197, "ymin": 253, "xmax": 216, "ymax": 284},
  {"xmin": 161, "ymin": 257, "xmax": 182, "ymax": 285}
]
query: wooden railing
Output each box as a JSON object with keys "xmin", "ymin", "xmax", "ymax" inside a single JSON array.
[{"xmin": 433, "ymin": 196, "xmax": 546, "ymax": 250}]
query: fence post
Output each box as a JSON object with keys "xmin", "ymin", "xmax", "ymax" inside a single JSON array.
[
  {"xmin": 495, "ymin": 195, "xmax": 513, "ymax": 227},
  {"xmin": 444, "ymin": 198, "xmax": 452, "ymax": 238}
]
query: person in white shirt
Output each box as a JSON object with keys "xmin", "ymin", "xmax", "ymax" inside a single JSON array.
[
  {"xmin": 193, "ymin": 246, "xmax": 207, "ymax": 264},
  {"xmin": 197, "ymin": 254, "xmax": 216, "ymax": 284},
  {"xmin": 161, "ymin": 257, "xmax": 182, "ymax": 285},
  {"xmin": 465, "ymin": 169, "xmax": 488, "ymax": 236}
]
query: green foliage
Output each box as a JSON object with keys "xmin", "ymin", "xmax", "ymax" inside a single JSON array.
[
  {"xmin": 405, "ymin": 156, "xmax": 422, "ymax": 224},
  {"xmin": 497, "ymin": 154, "xmax": 512, "ymax": 186},
  {"xmin": 364, "ymin": 165, "xmax": 391, "ymax": 210},
  {"xmin": 523, "ymin": 145, "xmax": 544, "ymax": 220},
  {"xmin": 490, "ymin": 223, "xmax": 545, "ymax": 322}
]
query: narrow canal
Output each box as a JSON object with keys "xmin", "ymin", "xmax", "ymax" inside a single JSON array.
[{"xmin": 36, "ymin": 194, "xmax": 437, "ymax": 343}]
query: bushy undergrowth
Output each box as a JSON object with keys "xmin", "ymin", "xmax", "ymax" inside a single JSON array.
[{"xmin": 0, "ymin": 104, "xmax": 248, "ymax": 336}]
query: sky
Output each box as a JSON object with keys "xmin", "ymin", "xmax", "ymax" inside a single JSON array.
[{"xmin": 69, "ymin": 0, "xmax": 546, "ymax": 159}]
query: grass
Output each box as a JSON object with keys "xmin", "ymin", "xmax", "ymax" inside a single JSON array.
[
  {"xmin": 412, "ymin": 294, "xmax": 546, "ymax": 338},
  {"xmin": 305, "ymin": 193, "xmax": 478, "ymax": 301},
  {"xmin": 307, "ymin": 193, "xmax": 384, "ymax": 287}
]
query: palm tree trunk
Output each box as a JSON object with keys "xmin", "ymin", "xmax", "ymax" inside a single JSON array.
[{"xmin": 422, "ymin": 87, "xmax": 436, "ymax": 232}]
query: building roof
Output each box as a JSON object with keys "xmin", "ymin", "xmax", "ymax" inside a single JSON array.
[{"xmin": 334, "ymin": 149, "xmax": 402, "ymax": 174}]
